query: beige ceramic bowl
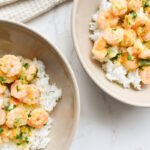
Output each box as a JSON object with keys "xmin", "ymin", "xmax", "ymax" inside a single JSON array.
[
  {"xmin": 72, "ymin": 0, "xmax": 150, "ymax": 107},
  {"xmin": 0, "ymin": 20, "xmax": 80, "ymax": 149}
]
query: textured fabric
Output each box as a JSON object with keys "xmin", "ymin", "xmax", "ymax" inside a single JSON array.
[
  {"xmin": 0, "ymin": 0, "xmax": 67, "ymax": 23},
  {"xmin": 0, "ymin": 0, "xmax": 18, "ymax": 6}
]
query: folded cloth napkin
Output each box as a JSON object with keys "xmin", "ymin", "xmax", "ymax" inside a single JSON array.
[{"xmin": 0, "ymin": 0, "xmax": 67, "ymax": 23}]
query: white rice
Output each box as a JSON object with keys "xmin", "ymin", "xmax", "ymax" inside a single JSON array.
[
  {"xmin": 0, "ymin": 58, "xmax": 62, "ymax": 150},
  {"xmin": 89, "ymin": 0, "xmax": 141, "ymax": 90}
]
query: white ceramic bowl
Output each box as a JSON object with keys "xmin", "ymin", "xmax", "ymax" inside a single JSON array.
[
  {"xmin": 0, "ymin": 20, "xmax": 80, "ymax": 149},
  {"xmin": 72, "ymin": 0, "xmax": 150, "ymax": 107}
]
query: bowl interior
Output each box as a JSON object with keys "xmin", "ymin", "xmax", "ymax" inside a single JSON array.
[
  {"xmin": 72, "ymin": 0, "xmax": 150, "ymax": 107},
  {"xmin": 0, "ymin": 20, "xmax": 79, "ymax": 149}
]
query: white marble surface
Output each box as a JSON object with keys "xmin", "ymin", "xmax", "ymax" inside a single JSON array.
[{"xmin": 28, "ymin": 1, "xmax": 150, "ymax": 150}]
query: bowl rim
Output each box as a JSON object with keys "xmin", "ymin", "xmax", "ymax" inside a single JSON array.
[
  {"xmin": 71, "ymin": 0, "xmax": 150, "ymax": 107},
  {"xmin": 0, "ymin": 19, "xmax": 80, "ymax": 149}
]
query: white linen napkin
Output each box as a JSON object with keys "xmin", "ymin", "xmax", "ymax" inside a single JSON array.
[{"xmin": 0, "ymin": 0, "xmax": 67, "ymax": 23}]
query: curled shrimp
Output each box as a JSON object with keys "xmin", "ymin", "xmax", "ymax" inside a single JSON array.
[
  {"xmin": 6, "ymin": 107, "xmax": 28, "ymax": 128},
  {"xmin": 111, "ymin": 0, "xmax": 128, "ymax": 16},
  {"xmin": 28, "ymin": 108, "xmax": 48, "ymax": 128},
  {"xmin": 92, "ymin": 37, "xmax": 107, "ymax": 60},
  {"xmin": 21, "ymin": 84, "xmax": 40, "ymax": 105},
  {"xmin": 128, "ymin": 0, "xmax": 142, "ymax": 11},
  {"xmin": 0, "ymin": 109, "xmax": 6, "ymax": 125},
  {"xmin": 97, "ymin": 10, "xmax": 119, "ymax": 30},
  {"xmin": 11, "ymin": 80, "xmax": 27, "ymax": 99},
  {"xmin": 133, "ymin": 15, "xmax": 150, "ymax": 37},
  {"xmin": 0, "ymin": 55, "xmax": 21, "ymax": 77},
  {"xmin": 21, "ymin": 61, "xmax": 37, "ymax": 82},
  {"xmin": 139, "ymin": 66, "xmax": 150, "ymax": 84},
  {"xmin": 121, "ymin": 47, "xmax": 139, "ymax": 71},
  {"xmin": 103, "ymin": 27, "xmax": 124, "ymax": 46},
  {"xmin": 138, "ymin": 47, "xmax": 150, "ymax": 59}
]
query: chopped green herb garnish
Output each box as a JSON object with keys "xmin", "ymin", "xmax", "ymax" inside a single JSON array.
[
  {"xmin": 14, "ymin": 117, "xmax": 21, "ymax": 124},
  {"xmin": 23, "ymin": 63, "xmax": 29, "ymax": 70},
  {"xmin": 25, "ymin": 76, "xmax": 27, "ymax": 80},
  {"xmin": 107, "ymin": 49, "xmax": 114, "ymax": 56},
  {"xmin": 19, "ymin": 74, "xmax": 23, "ymax": 80},
  {"xmin": 144, "ymin": 1, "xmax": 150, "ymax": 8},
  {"xmin": 0, "ymin": 76, "xmax": 6, "ymax": 83},
  {"xmin": 0, "ymin": 128, "xmax": 4, "ymax": 133},
  {"xmin": 7, "ymin": 68, "xmax": 11, "ymax": 72},
  {"xmin": 105, "ymin": 43, "xmax": 112, "ymax": 48},
  {"xmin": 16, "ymin": 131, "xmax": 23, "ymax": 139},
  {"xmin": 127, "ymin": 52, "xmax": 133, "ymax": 60},
  {"xmin": 5, "ymin": 103, "xmax": 14, "ymax": 112},
  {"xmin": 139, "ymin": 59, "xmax": 150, "ymax": 66},
  {"xmin": 111, "ymin": 52, "xmax": 121, "ymax": 61},
  {"xmin": 16, "ymin": 85, "xmax": 19, "ymax": 92},
  {"xmin": 14, "ymin": 125, "xmax": 17, "ymax": 129},
  {"xmin": 28, "ymin": 113, "xmax": 31, "ymax": 117},
  {"xmin": 24, "ymin": 137, "xmax": 29, "ymax": 143},
  {"xmin": 129, "ymin": 10, "xmax": 137, "ymax": 19},
  {"xmin": 16, "ymin": 143, "xmax": 22, "ymax": 146},
  {"xmin": 112, "ymin": 28, "xmax": 117, "ymax": 31}
]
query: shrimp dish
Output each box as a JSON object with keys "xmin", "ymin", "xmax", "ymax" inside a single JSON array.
[
  {"xmin": 89, "ymin": 0, "xmax": 150, "ymax": 90},
  {"xmin": 0, "ymin": 55, "xmax": 62, "ymax": 150}
]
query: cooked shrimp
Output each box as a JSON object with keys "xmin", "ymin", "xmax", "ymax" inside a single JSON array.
[
  {"xmin": 134, "ymin": 39, "xmax": 144, "ymax": 53},
  {"xmin": 111, "ymin": 0, "xmax": 128, "ymax": 16},
  {"xmin": 103, "ymin": 27, "xmax": 124, "ymax": 46},
  {"xmin": 21, "ymin": 62, "xmax": 37, "ymax": 82},
  {"xmin": 21, "ymin": 84, "xmax": 40, "ymax": 105},
  {"xmin": 138, "ymin": 47, "xmax": 150, "ymax": 59},
  {"xmin": 139, "ymin": 66, "xmax": 150, "ymax": 84},
  {"xmin": 0, "ymin": 55, "xmax": 21, "ymax": 77},
  {"xmin": 6, "ymin": 107, "xmax": 28, "ymax": 128},
  {"xmin": 11, "ymin": 80, "xmax": 27, "ymax": 99},
  {"xmin": 0, "ymin": 70, "xmax": 17, "ymax": 84},
  {"xmin": 121, "ymin": 29, "xmax": 136, "ymax": 47},
  {"xmin": 121, "ymin": 51, "xmax": 139, "ymax": 71},
  {"xmin": 128, "ymin": 0, "xmax": 142, "ymax": 11},
  {"xmin": 142, "ymin": 30, "xmax": 150, "ymax": 41},
  {"xmin": 122, "ymin": 13, "xmax": 136, "ymax": 29},
  {"xmin": 97, "ymin": 10, "xmax": 119, "ymax": 30},
  {"xmin": 0, "ymin": 109, "xmax": 6, "ymax": 125},
  {"xmin": 92, "ymin": 37, "xmax": 107, "ymax": 60},
  {"xmin": 133, "ymin": 15, "xmax": 150, "ymax": 37},
  {"xmin": 28, "ymin": 108, "xmax": 48, "ymax": 128}
]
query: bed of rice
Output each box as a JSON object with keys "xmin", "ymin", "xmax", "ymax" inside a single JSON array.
[
  {"xmin": 0, "ymin": 58, "xmax": 62, "ymax": 150},
  {"xmin": 89, "ymin": 0, "xmax": 142, "ymax": 90}
]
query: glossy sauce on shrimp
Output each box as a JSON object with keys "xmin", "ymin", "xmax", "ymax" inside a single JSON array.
[{"xmin": 91, "ymin": 0, "xmax": 150, "ymax": 86}]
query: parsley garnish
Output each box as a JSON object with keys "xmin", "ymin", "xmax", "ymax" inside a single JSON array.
[
  {"xmin": 127, "ymin": 52, "xmax": 133, "ymax": 61},
  {"xmin": 0, "ymin": 76, "xmax": 6, "ymax": 83},
  {"xmin": 111, "ymin": 52, "xmax": 121, "ymax": 61},
  {"xmin": 112, "ymin": 28, "xmax": 117, "ymax": 31},
  {"xmin": 23, "ymin": 63, "xmax": 29, "ymax": 70},
  {"xmin": 16, "ymin": 85, "xmax": 19, "ymax": 92},
  {"xmin": 130, "ymin": 10, "xmax": 137, "ymax": 19},
  {"xmin": 0, "ymin": 128, "xmax": 4, "ymax": 133}
]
